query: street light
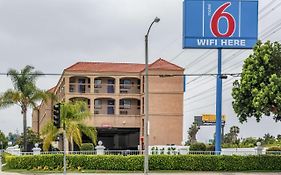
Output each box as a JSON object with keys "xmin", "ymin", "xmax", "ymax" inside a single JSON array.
[{"xmin": 144, "ymin": 17, "xmax": 160, "ymax": 174}]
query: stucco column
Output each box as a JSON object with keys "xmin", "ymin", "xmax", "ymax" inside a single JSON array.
[
  {"xmin": 65, "ymin": 76, "xmax": 70, "ymax": 94},
  {"xmin": 115, "ymin": 77, "xmax": 120, "ymax": 95},
  {"xmin": 90, "ymin": 76, "xmax": 95, "ymax": 94},
  {"xmin": 115, "ymin": 97, "xmax": 120, "ymax": 115}
]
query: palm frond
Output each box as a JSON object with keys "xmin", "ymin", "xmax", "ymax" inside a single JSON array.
[
  {"xmin": 0, "ymin": 90, "xmax": 22, "ymax": 109},
  {"xmin": 72, "ymin": 127, "xmax": 82, "ymax": 147},
  {"xmin": 41, "ymin": 122, "xmax": 59, "ymax": 151},
  {"xmin": 7, "ymin": 69, "xmax": 21, "ymax": 90},
  {"xmin": 79, "ymin": 124, "xmax": 97, "ymax": 145}
]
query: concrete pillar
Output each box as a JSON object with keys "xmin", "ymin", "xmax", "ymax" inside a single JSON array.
[
  {"xmin": 255, "ymin": 142, "xmax": 263, "ymax": 155},
  {"xmin": 90, "ymin": 77, "xmax": 95, "ymax": 94},
  {"xmin": 32, "ymin": 143, "xmax": 41, "ymax": 155},
  {"xmin": 115, "ymin": 97, "xmax": 120, "ymax": 115},
  {"xmin": 95, "ymin": 141, "xmax": 105, "ymax": 155},
  {"xmin": 115, "ymin": 77, "xmax": 120, "ymax": 95},
  {"xmin": 13, "ymin": 145, "xmax": 21, "ymax": 156},
  {"xmin": 65, "ymin": 76, "xmax": 70, "ymax": 94}
]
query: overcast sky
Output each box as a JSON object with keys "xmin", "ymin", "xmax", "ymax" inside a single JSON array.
[{"xmin": 0, "ymin": 0, "xmax": 280, "ymax": 143}]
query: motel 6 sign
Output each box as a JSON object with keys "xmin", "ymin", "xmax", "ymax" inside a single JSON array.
[{"xmin": 183, "ymin": 0, "xmax": 258, "ymax": 49}]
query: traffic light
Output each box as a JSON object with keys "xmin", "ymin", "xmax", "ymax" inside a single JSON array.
[{"xmin": 53, "ymin": 103, "xmax": 61, "ymax": 128}]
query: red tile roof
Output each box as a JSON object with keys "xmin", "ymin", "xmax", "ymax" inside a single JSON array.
[
  {"xmin": 47, "ymin": 86, "xmax": 56, "ymax": 93},
  {"xmin": 149, "ymin": 58, "xmax": 184, "ymax": 71},
  {"xmin": 65, "ymin": 62, "xmax": 145, "ymax": 73},
  {"xmin": 65, "ymin": 58, "xmax": 184, "ymax": 73}
]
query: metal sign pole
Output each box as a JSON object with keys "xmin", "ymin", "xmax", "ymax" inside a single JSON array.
[{"xmin": 215, "ymin": 48, "xmax": 222, "ymax": 154}]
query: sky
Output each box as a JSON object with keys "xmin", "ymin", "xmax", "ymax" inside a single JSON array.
[{"xmin": 0, "ymin": 0, "xmax": 280, "ymax": 143}]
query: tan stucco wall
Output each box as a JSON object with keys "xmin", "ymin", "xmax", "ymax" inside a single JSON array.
[
  {"xmin": 33, "ymin": 68, "xmax": 184, "ymax": 146},
  {"xmin": 145, "ymin": 69, "xmax": 184, "ymax": 145}
]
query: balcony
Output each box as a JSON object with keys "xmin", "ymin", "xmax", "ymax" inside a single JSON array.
[
  {"xmin": 94, "ymin": 77, "xmax": 115, "ymax": 94},
  {"xmin": 69, "ymin": 76, "xmax": 91, "ymax": 94},
  {"xmin": 69, "ymin": 83, "xmax": 91, "ymax": 93},
  {"xmin": 94, "ymin": 84, "xmax": 115, "ymax": 94},
  {"xmin": 120, "ymin": 78, "xmax": 140, "ymax": 94},
  {"xmin": 94, "ymin": 98, "xmax": 115, "ymax": 115},
  {"xmin": 119, "ymin": 98, "xmax": 140, "ymax": 115}
]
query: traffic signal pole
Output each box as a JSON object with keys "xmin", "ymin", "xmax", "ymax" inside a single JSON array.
[
  {"xmin": 53, "ymin": 103, "xmax": 66, "ymax": 174},
  {"xmin": 63, "ymin": 123, "xmax": 66, "ymax": 175},
  {"xmin": 215, "ymin": 48, "xmax": 222, "ymax": 154}
]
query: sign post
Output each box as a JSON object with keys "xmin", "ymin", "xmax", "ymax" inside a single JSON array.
[
  {"xmin": 216, "ymin": 48, "xmax": 222, "ymax": 153},
  {"xmin": 183, "ymin": 0, "xmax": 258, "ymax": 153}
]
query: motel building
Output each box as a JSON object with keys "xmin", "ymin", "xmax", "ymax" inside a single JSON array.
[{"xmin": 32, "ymin": 58, "xmax": 184, "ymax": 150}]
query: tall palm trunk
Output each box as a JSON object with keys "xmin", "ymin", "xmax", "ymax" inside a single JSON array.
[
  {"xmin": 22, "ymin": 108, "xmax": 27, "ymax": 152},
  {"xmin": 70, "ymin": 135, "xmax": 74, "ymax": 151}
]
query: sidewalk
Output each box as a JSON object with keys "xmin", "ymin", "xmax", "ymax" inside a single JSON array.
[{"xmin": 1, "ymin": 172, "xmax": 281, "ymax": 175}]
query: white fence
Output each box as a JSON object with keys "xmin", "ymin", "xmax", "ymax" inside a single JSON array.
[{"xmin": 3, "ymin": 145, "xmax": 280, "ymax": 156}]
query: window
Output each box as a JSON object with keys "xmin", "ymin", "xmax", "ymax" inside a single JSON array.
[
  {"xmin": 137, "ymin": 79, "xmax": 141, "ymax": 89},
  {"xmin": 69, "ymin": 78, "xmax": 75, "ymax": 83},
  {"xmin": 107, "ymin": 100, "xmax": 115, "ymax": 115},
  {"xmin": 69, "ymin": 85, "xmax": 75, "ymax": 92},
  {"xmin": 120, "ymin": 99, "xmax": 131, "ymax": 109},
  {"xmin": 142, "ymin": 76, "xmax": 144, "ymax": 93},
  {"xmin": 120, "ymin": 79, "xmax": 131, "ymax": 89},
  {"xmin": 108, "ymin": 100, "xmax": 115, "ymax": 106},
  {"xmin": 94, "ymin": 110, "xmax": 99, "ymax": 114},
  {"xmin": 94, "ymin": 99, "xmax": 102, "ymax": 109},
  {"xmin": 78, "ymin": 79, "xmax": 86, "ymax": 93},
  {"xmin": 94, "ymin": 79, "xmax": 102, "ymax": 88},
  {"xmin": 142, "ymin": 97, "xmax": 144, "ymax": 114}
]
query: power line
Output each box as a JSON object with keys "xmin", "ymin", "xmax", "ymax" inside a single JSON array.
[
  {"xmin": 185, "ymin": 19, "xmax": 281, "ymax": 87},
  {"xmin": 185, "ymin": 97, "xmax": 232, "ymax": 113}
]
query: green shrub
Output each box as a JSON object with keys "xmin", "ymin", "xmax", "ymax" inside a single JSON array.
[
  {"xmin": 80, "ymin": 143, "xmax": 94, "ymax": 151},
  {"xmin": 5, "ymin": 154, "xmax": 281, "ymax": 171},
  {"xmin": 189, "ymin": 142, "xmax": 206, "ymax": 151},
  {"xmin": 267, "ymin": 146, "xmax": 281, "ymax": 151},
  {"xmin": 206, "ymin": 145, "xmax": 215, "ymax": 151},
  {"xmin": 266, "ymin": 146, "xmax": 281, "ymax": 155},
  {"xmin": 2, "ymin": 152, "xmax": 11, "ymax": 164}
]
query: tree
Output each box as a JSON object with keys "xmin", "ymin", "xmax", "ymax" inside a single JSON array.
[
  {"xmin": 277, "ymin": 134, "xmax": 281, "ymax": 141},
  {"xmin": 6, "ymin": 131, "xmax": 20, "ymax": 145},
  {"xmin": 41, "ymin": 101, "xmax": 97, "ymax": 151},
  {"xmin": 0, "ymin": 65, "xmax": 50, "ymax": 151},
  {"xmin": 232, "ymin": 41, "xmax": 281, "ymax": 122},
  {"xmin": 223, "ymin": 126, "xmax": 240, "ymax": 145},
  {"xmin": 15, "ymin": 127, "xmax": 42, "ymax": 151},
  {"xmin": 263, "ymin": 133, "xmax": 275, "ymax": 145},
  {"xmin": 0, "ymin": 130, "xmax": 8, "ymax": 149},
  {"xmin": 188, "ymin": 123, "xmax": 200, "ymax": 144},
  {"xmin": 240, "ymin": 137, "xmax": 257, "ymax": 147},
  {"xmin": 229, "ymin": 126, "xmax": 240, "ymax": 143}
]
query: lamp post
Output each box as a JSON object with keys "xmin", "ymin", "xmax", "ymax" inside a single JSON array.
[{"xmin": 144, "ymin": 17, "xmax": 160, "ymax": 174}]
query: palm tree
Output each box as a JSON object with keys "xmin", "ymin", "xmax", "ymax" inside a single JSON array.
[
  {"xmin": 188, "ymin": 123, "xmax": 200, "ymax": 144},
  {"xmin": 0, "ymin": 65, "xmax": 50, "ymax": 151},
  {"xmin": 41, "ymin": 101, "xmax": 97, "ymax": 151},
  {"xmin": 229, "ymin": 126, "xmax": 240, "ymax": 143}
]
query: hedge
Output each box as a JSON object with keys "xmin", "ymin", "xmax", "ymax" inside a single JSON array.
[
  {"xmin": 80, "ymin": 143, "xmax": 94, "ymax": 151},
  {"xmin": 189, "ymin": 142, "xmax": 206, "ymax": 151},
  {"xmin": 5, "ymin": 154, "xmax": 281, "ymax": 171}
]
